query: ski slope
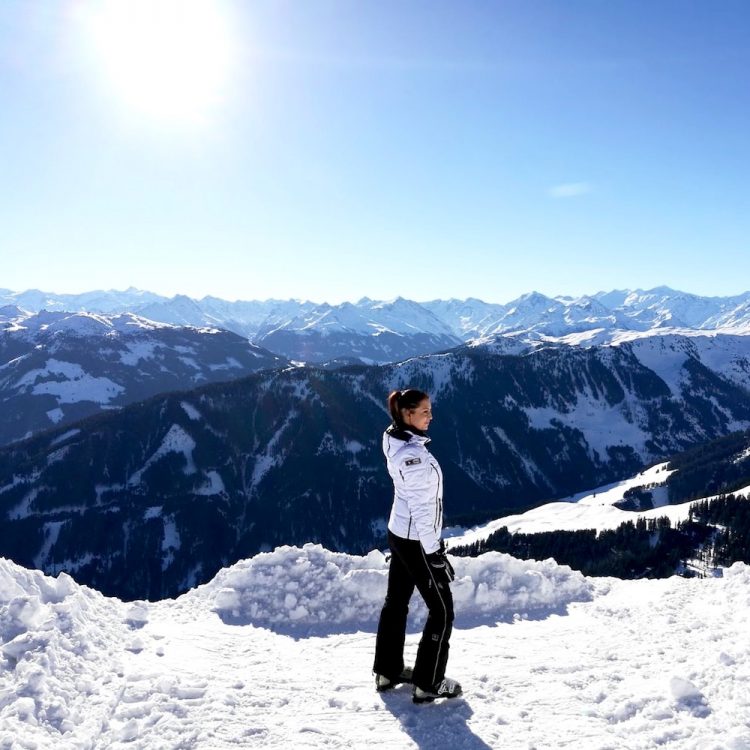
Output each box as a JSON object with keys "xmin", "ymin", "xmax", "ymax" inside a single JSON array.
[
  {"xmin": 2, "ymin": 546, "xmax": 750, "ymax": 749},
  {"xmin": 447, "ymin": 462, "xmax": 750, "ymax": 548}
]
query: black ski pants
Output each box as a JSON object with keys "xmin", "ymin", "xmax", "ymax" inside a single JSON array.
[{"xmin": 373, "ymin": 530, "xmax": 454, "ymax": 691}]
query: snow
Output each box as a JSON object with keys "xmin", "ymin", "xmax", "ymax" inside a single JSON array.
[
  {"xmin": 267, "ymin": 298, "xmax": 457, "ymax": 340},
  {"xmin": 0, "ymin": 473, "xmax": 38, "ymax": 499},
  {"xmin": 524, "ymin": 394, "xmax": 652, "ymax": 461},
  {"xmin": 561, "ymin": 462, "xmax": 673, "ymax": 505},
  {"xmin": 195, "ymin": 470, "xmax": 226, "ymax": 496},
  {"xmin": 45, "ymin": 408, "xmax": 64, "ymax": 425},
  {"xmin": 161, "ymin": 517, "xmax": 181, "ymax": 570},
  {"xmin": 127, "ymin": 425, "xmax": 197, "ymax": 486},
  {"xmin": 446, "ymin": 463, "xmax": 683, "ymax": 547},
  {"xmin": 5, "ymin": 288, "xmax": 750, "ymax": 350},
  {"xmin": 536, "ymin": 328, "xmax": 750, "ymax": 394},
  {"xmin": 33, "ymin": 522, "xmax": 64, "ymax": 570},
  {"xmin": 447, "ymin": 460, "xmax": 750, "ymax": 551},
  {"xmin": 49, "ymin": 429, "xmax": 80, "ymax": 448},
  {"xmin": 45, "ymin": 447, "xmax": 70, "ymax": 467},
  {"xmin": 624, "ymin": 335, "xmax": 693, "ymax": 390},
  {"xmin": 180, "ymin": 401, "xmax": 202, "ymax": 421},
  {"xmin": 207, "ymin": 545, "xmax": 593, "ymax": 633},
  {"xmin": 2, "ymin": 547, "xmax": 750, "ymax": 748},
  {"xmin": 207, "ymin": 357, "xmax": 244, "ymax": 371},
  {"xmin": 178, "ymin": 355, "xmax": 201, "ymax": 371},
  {"xmin": 15, "ymin": 360, "xmax": 125, "ymax": 405},
  {"xmin": 250, "ymin": 414, "xmax": 295, "ymax": 489},
  {"xmin": 119, "ymin": 340, "xmax": 159, "ymax": 366},
  {"xmin": 7, "ymin": 488, "xmax": 40, "ymax": 522}
]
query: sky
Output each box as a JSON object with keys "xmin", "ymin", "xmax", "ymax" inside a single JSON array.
[{"xmin": 1, "ymin": 0, "xmax": 749, "ymax": 305}]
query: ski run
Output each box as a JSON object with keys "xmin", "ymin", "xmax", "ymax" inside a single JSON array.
[{"xmin": 1, "ymin": 543, "xmax": 749, "ymax": 749}]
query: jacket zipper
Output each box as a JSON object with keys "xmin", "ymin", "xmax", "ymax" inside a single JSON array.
[{"xmin": 431, "ymin": 464, "xmax": 441, "ymax": 532}]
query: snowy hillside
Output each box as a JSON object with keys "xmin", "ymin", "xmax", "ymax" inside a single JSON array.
[
  {"xmin": 0, "ymin": 310, "xmax": 285, "ymax": 446},
  {"xmin": 2, "ymin": 547, "xmax": 749, "ymax": 748},
  {"xmin": 447, "ymin": 462, "xmax": 677, "ymax": 546},
  {"xmin": 256, "ymin": 298, "xmax": 461, "ymax": 363},
  {"xmin": 448, "ymin": 461, "xmax": 750, "ymax": 548}
]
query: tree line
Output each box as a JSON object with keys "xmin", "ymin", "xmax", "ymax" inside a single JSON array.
[{"xmin": 452, "ymin": 493, "xmax": 750, "ymax": 578}]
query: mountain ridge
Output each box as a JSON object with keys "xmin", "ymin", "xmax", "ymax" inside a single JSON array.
[
  {"xmin": 4, "ymin": 285, "xmax": 750, "ymax": 345},
  {"xmin": 0, "ymin": 310, "xmax": 286, "ymax": 446}
]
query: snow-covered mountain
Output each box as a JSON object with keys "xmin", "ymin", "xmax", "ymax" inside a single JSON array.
[
  {"xmin": 256, "ymin": 297, "xmax": 461, "ymax": 363},
  {"xmin": 488, "ymin": 292, "xmax": 621, "ymax": 337},
  {"xmin": 0, "ymin": 286, "xmax": 164, "ymax": 314},
  {"xmin": 4, "ymin": 286, "xmax": 750, "ymax": 364},
  {"xmin": 2, "ymin": 332, "xmax": 750, "ymax": 599},
  {"xmin": 419, "ymin": 297, "xmax": 508, "ymax": 339},
  {"xmin": 593, "ymin": 286, "xmax": 750, "ymax": 330},
  {"xmin": 0, "ymin": 309, "xmax": 286, "ymax": 446},
  {"xmin": 2, "ymin": 547, "xmax": 749, "ymax": 748}
]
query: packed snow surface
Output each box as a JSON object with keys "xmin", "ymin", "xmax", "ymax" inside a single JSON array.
[{"xmin": 2, "ymin": 545, "xmax": 750, "ymax": 749}]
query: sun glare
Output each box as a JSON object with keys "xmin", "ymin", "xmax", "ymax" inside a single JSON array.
[{"xmin": 82, "ymin": 0, "xmax": 237, "ymax": 125}]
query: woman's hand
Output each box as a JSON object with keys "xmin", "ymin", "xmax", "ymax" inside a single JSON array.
[{"xmin": 426, "ymin": 541, "xmax": 455, "ymax": 582}]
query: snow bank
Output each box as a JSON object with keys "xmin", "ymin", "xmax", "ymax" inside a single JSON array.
[
  {"xmin": 451, "ymin": 552, "xmax": 597, "ymax": 623},
  {"xmin": 205, "ymin": 544, "xmax": 595, "ymax": 633},
  {"xmin": 0, "ymin": 558, "xmax": 129, "ymax": 746},
  {"xmin": 722, "ymin": 561, "xmax": 750, "ymax": 605}
]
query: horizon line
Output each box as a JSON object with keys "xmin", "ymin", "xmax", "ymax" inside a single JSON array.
[{"xmin": 3, "ymin": 284, "xmax": 750, "ymax": 309}]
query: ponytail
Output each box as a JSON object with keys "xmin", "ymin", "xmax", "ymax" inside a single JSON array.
[{"xmin": 387, "ymin": 388, "xmax": 429, "ymax": 426}]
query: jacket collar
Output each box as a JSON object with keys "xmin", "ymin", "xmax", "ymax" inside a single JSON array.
[{"xmin": 385, "ymin": 423, "xmax": 431, "ymax": 446}]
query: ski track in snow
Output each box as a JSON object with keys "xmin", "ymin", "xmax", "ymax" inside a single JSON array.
[{"xmin": 2, "ymin": 547, "xmax": 750, "ymax": 749}]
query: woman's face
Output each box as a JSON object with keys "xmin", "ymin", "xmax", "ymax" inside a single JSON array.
[{"xmin": 404, "ymin": 397, "xmax": 432, "ymax": 432}]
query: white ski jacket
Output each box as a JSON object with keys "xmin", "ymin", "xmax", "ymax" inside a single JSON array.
[{"xmin": 382, "ymin": 425, "xmax": 444, "ymax": 554}]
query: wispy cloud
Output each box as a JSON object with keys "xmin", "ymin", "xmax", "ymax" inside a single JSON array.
[{"xmin": 548, "ymin": 182, "xmax": 593, "ymax": 199}]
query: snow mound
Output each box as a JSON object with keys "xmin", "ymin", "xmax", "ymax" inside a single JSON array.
[
  {"xmin": 722, "ymin": 561, "xmax": 750, "ymax": 605},
  {"xmin": 451, "ymin": 552, "xmax": 596, "ymax": 622},
  {"xmin": 204, "ymin": 544, "xmax": 595, "ymax": 633},
  {"xmin": 0, "ymin": 558, "xmax": 130, "ymax": 745}
]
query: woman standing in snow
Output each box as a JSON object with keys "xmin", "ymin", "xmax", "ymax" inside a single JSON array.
[{"xmin": 373, "ymin": 388, "xmax": 462, "ymax": 704}]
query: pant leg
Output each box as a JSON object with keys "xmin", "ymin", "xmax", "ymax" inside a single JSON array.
[
  {"xmin": 373, "ymin": 534, "xmax": 416, "ymax": 678},
  {"xmin": 381, "ymin": 533, "xmax": 454, "ymax": 690},
  {"xmin": 404, "ymin": 543, "xmax": 455, "ymax": 690}
]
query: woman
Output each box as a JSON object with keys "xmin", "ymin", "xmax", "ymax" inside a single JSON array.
[{"xmin": 373, "ymin": 388, "xmax": 462, "ymax": 704}]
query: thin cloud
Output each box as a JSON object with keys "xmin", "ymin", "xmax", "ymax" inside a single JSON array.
[{"xmin": 548, "ymin": 182, "xmax": 593, "ymax": 199}]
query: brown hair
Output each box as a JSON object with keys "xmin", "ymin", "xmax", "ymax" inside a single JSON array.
[{"xmin": 387, "ymin": 388, "xmax": 429, "ymax": 426}]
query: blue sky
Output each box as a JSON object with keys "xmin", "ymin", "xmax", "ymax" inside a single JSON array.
[{"xmin": 1, "ymin": 0, "xmax": 749, "ymax": 304}]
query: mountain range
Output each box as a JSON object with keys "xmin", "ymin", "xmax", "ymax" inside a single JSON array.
[{"xmin": 3, "ymin": 286, "xmax": 750, "ymax": 364}]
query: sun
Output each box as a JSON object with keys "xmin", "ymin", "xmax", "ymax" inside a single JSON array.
[{"xmin": 81, "ymin": 0, "xmax": 237, "ymax": 125}]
